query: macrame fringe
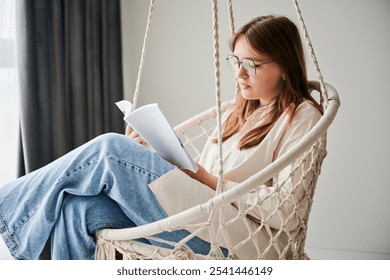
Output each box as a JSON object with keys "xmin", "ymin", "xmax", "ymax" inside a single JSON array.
[{"xmin": 95, "ymin": 240, "xmax": 116, "ymax": 260}]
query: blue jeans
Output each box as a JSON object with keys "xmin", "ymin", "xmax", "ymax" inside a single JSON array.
[{"xmin": 0, "ymin": 133, "xmax": 212, "ymax": 259}]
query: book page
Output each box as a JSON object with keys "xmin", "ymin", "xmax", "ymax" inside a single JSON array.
[{"xmin": 116, "ymin": 100, "xmax": 198, "ymax": 172}]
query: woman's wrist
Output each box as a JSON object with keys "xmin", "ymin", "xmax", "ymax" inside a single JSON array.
[
  {"xmin": 181, "ymin": 164, "xmax": 218, "ymax": 190},
  {"xmin": 204, "ymin": 173, "xmax": 218, "ymax": 190}
]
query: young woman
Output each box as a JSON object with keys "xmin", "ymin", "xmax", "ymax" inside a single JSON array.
[{"xmin": 0, "ymin": 15, "xmax": 322, "ymax": 260}]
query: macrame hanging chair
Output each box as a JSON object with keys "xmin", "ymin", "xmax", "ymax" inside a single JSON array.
[{"xmin": 95, "ymin": 0, "xmax": 340, "ymax": 260}]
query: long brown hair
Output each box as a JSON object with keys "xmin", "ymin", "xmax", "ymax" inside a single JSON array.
[{"xmin": 219, "ymin": 15, "xmax": 322, "ymax": 150}]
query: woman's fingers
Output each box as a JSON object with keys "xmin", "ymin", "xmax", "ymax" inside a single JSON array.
[
  {"xmin": 127, "ymin": 128, "xmax": 149, "ymax": 147},
  {"xmin": 125, "ymin": 125, "xmax": 133, "ymax": 136}
]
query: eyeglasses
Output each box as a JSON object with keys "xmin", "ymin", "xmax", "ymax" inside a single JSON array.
[{"xmin": 226, "ymin": 55, "xmax": 273, "ymax": 75}]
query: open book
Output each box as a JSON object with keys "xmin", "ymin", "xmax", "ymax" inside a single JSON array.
[{"xmin": 116, "ymin": 100, "xmax": 198, "ymax": 172}]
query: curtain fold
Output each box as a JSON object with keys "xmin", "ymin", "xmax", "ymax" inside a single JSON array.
[
  {"xmin": 16, "ymin": 0, "xmax": 124, "ymax": 174},
  {"xmin": 16, "ymin": 0, "xmax": 124, "ymax": 259}
]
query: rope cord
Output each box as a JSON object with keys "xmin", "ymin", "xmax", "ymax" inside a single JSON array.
[
  {"xmin": 132, "ymin": 0, "xmax": 155, "ymax": 109},
  {"xmin": 292, "ymin": 0, "xmax": 328, "ymax": 106},
  {"xmin": 227, "ymin": 0, "xmax": 241, "ymax": 98},
  {"xmin": 227, "ymin": 0, "xmax": 235, "ymax": 34},
  {"xmin": 211, "ymin": 0, "xmax": 224, "ymax": 194}
]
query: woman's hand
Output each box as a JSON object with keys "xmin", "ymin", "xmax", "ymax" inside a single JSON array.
[
  {"xmin": 125, "ymin": 125, "xmax": 149, "ymax": 148},
  {"xmin": 181, "ymin": 163, "xmax": 218, "ymax": 190}
]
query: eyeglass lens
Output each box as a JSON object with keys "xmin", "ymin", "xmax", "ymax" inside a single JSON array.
[{"xmin": 227, "ymin": 56, "xmax": 256, "ymax": 75}]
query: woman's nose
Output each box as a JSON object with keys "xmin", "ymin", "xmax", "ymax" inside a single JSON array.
[{"xmin": 235, "ymin": 64, "xmax": 248, "ymax": 79}]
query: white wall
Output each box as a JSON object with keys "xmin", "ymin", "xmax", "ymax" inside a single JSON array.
[{"xmin": 121, "ymin": 0, "xmax": 390, "ymax": 259}]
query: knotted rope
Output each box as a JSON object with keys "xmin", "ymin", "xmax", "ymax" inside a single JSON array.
[
  {"xmin": 211, "ymin": 0, "xmax": 225, "ymax": 195},
  {"xmin": 292, "ymin": 0, "xmax": 328, "ymax": 106},
  {"xmin": 132, "ymin": 0, "xmax": 155, "ymax": 109},
  {"xmin": 227, "ymin": 0, "xmax": 235, "ymax": 34}
]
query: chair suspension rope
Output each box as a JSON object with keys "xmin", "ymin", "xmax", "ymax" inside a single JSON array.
[
  {"xmin": 292, "ymin": 0, "xmax": 328, "ymax": 106},
  {"xmin": 132, "ymin": 0, "xmax": 156, "ymax": 109},
  {"xmin": 227, "ymin": 0, "xmax": 235, "ymax": 34},
  {"xmin": 211, "ymin": 0, "xmax": 225, "ymax": 194},
  {"xmin": 226, "ymin": 0, "xmax": 240, "ymax": 97}
]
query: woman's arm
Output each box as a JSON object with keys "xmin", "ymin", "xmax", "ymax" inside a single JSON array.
[
  {"xmin": 127, "ymin": 123, "xmax": 218, "ymax": 188},
  {"xmin": 181, "ymin": 163, "xmax": 218, "ymax": 190},
  {"xmin": 126, "ymin": 124, "xmax": 216, "ymax": 185}
]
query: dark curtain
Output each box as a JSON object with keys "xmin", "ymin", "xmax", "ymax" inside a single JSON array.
[{"xmin": 16, "ymin": 0, "xmax": 124, "ymax": 259}]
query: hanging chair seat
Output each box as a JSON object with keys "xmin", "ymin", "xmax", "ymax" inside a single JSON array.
[{"xmin": 95, "ymin": 81, "xmax": 340, "ymax": 260}]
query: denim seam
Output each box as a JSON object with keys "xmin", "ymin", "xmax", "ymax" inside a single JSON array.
[
  {"xmin": 55, "ymin": 153, "xmax": 163, "ymax": 186},
  {"xmin": 10, "ymin": 206, "xmax": 40, "ymax": 232},
  {"xmin": 55, "ymin": 158, "xmax": 100, "ymax": 184},
  {"xmin": 107, "ymin": 155, "xmax": 161, "ymax": 181},
  {"xmin": 0, "ymin": 213, "xmax": 26, "ymax": 260},
  {"xmin": 88, "ymin": 221, "xmax": 134, "ymax": 232}
]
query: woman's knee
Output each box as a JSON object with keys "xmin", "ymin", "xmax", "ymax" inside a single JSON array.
[
  {"xmin": 94, "ymin": 132, "xmax": 128, "ymax": 147},
  {"xmin": 91, "ymin": 133, "xmax": 138, "ymax": 155}
]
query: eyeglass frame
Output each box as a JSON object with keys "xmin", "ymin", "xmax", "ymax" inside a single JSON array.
[{"xmin": 226, "ymin": 55, "xmax": 273, "ymax": 75}]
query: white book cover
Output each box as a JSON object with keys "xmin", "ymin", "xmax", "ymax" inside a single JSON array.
[{"xmin": 116, "ymin": 100, "xmax": 198, "ymax": 172}]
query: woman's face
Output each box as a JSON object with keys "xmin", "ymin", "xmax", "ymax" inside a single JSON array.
[{"xmin": 233, "ymin": 36, "xmax": 284, "ymax": 105}]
